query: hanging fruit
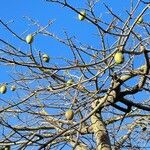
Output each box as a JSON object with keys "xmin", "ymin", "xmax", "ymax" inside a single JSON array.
[
  {"xmin": 114, "ymin": 52, "xmax": 124, "ymax": 64},
  {"xmin": 136, "ymin": 16, "xmax": 143, "ymax": 24},
  {"xmin": 26, "ymin": 34, "xmax": 34, "ymax": 44},
  {"xmin": 11, "ymin": 85, "xmax": 16, "ymax": 91},
  {"xmin": 66, "ymin": 79, "xmax": 74, "ymax": 86},
  {"xmin": 78, "ymin": 10, "xmax": 86, "ymax": 21},
  {"xmin": 65, "ymin": 109, "xmax": 74, "ymax": 120},
  {"xmin": 42, "ymin": 54, "xmax": 50, "ymax": 63},
  {"xmin": 0, "ymin": 84, "xmax": 7, "ymax": 94}
]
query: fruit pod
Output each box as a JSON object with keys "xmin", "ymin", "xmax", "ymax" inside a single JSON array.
[
  {"xmin": 114, "ymin": 52, "xmax": 124, "ymax": 64},
  {"xmin": 0, "ymin": 84, "xmax": 7, "ymax": 94},
  {"xmin": 139, "ymin": 45, "xmax": 145, "ymax": 52},
  {"xmin": 66, "ymin": 79, "xmax": 74, "ymax": 86},
  {"xmin": 42, "ymin": 54, "xmax": 50, "ymax": 63},
  {"xmin": 65, "ymin": 109, "xmax": 74, "ymax": 120},
  {"xmin": 136, "ymin": 16, "xmax": 143, "ymax": 24},
  {"xmin": 78, "ymin": 10, "xmax": 86, "ymax": 21},
  {"xmin": 11, "ymin": 85, "xmax": 16, "ymax": 91},
  {"xmin": 26, "ymin": 34, "xmax": 34, "ymax": 44}
]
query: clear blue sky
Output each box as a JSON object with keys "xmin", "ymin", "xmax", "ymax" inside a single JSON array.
[
  {"xmin": 0, "ymin": 0, "xmax": 133, "ymax": 82},
  {"xmin": 0, "ymin": 0, "xmax": 147, "ymax": 98},
  {"xmin": 0, "ymin": 0, "xmax": 149, "ymax": 149}
]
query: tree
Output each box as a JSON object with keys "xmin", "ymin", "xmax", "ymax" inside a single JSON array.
[{"xmin": 0, "ymin": 0, "xmax": 150, "ymax": 149}]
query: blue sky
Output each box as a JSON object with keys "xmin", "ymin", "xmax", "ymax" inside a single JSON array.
[
  {"xmin": 0, "ymin": 0, "xmax": 149, "ymax": 149},
  {"xmin": 0, "ymin": 0, "xmax": 132, "ymax": 48},
  {"xmin": 0, "ymin": 0, "xmax": 132, "ymax": 82},
  {"xmin": 1, "ymin": 0, "xmax": 148, "ymax": 92}
]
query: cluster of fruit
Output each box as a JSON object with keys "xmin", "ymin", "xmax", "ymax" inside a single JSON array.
[
  {"xmin": 24, "ymin": 10, "xmax": 87, "ymax": 63},
  {"xmin": 0, "ymin": 85, "xmax": 16, "ymax": 94},
  {"xmin": 25, "ymin": 34, "xmax": 50, "ymax": 63},
  {"xmin": 26, "ymin": 9, "xmax": 136, "ymax": 66}
]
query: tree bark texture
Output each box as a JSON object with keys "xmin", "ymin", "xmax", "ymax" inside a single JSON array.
[{"xmin": 91, "ymin": 112, "xmax": 112, "ymax": 150}]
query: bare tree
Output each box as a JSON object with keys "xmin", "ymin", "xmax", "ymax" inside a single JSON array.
[{"xmin": 0, "ymin": 0, "xmax": 150, "ymax": 149}]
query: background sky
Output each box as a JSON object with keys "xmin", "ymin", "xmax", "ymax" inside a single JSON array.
[
  {"xmin": 0, "ymin": 0, "xmax": 148, "ymax": 98},
  {"xmin": 0, "ymin": 0, "xmax": 149, "ymax": 149},
  {"xmin": 0, "ymin": 0, "xmax": 134, "ymax": 82}
]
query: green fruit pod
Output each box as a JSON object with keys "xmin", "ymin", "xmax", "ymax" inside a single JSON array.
[
  {"xmin": 136, "ymin": 16, "xmax": 143, "ymax": 24},
  {"xmin": 65, "ymin": 109, "xmax": 74, "ymax": 120},
  {"xmin": 66, "ymin": 79, "xmax": 74, "ymax": 86},
  {"xmin": 78, "ymin": 11, "xmax": 86, "ymax": 21},
  {"xmin": 0, "ymin": 84, "xmax": 7, "ymax": 94},
  {"xmin": 42, "ymin": 54, "xmax": 50, "ymax": 63},
  {"xmin": 26, "ymin": 34, "xmax": 34, "ymax": 44},
  {"xmin": 114, "ymin": 52, "xmax": 124, "ymax": 64},
  {"xmin": 11, "ymin": 85, "xmax": 16, "ymax": 91}
]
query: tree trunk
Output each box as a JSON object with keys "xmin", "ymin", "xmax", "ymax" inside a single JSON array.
[{"xmin": 91, "ymin": 112, "xmax": 111, "ymax": 150}]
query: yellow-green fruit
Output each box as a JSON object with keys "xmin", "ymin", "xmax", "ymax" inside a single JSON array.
[
  {"xmin": 65, "ymin": 109, "xmax": 74, "ymax": 120},
  {"xmin": 11, "ymin": 85, "xmax": 16, "ymax": 91},
  {"xmin": 139, "ymin": 65, "xmax": 146, "ymax": 72},
  {"xmin": 26, "ymin": 34, "xmax": 33, "ymax": 44},
  {"xmin": 114, "ymin": 52, "xmax": 124, "ymax": 64},
  {"xmin": 0, "ymin": 84, "xmax": 7, "ymax": 94},
  {"xmin": 136, "ymin": 16, "xmax": 143, "ymax": 24},
  {"xmin": 66, "ymin": 79, "xmax": 74, "ymax": 86},
  {"xmin": 78, "ymin": 11, "xmax": 86, "ymax": 21},
  {"xmin": 139, "ymin": 45, "xmax": 145, "ymax": 52},
  {"xmin": 42, "ymin": 54, "xmax": 49, "ymax": 63}
]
